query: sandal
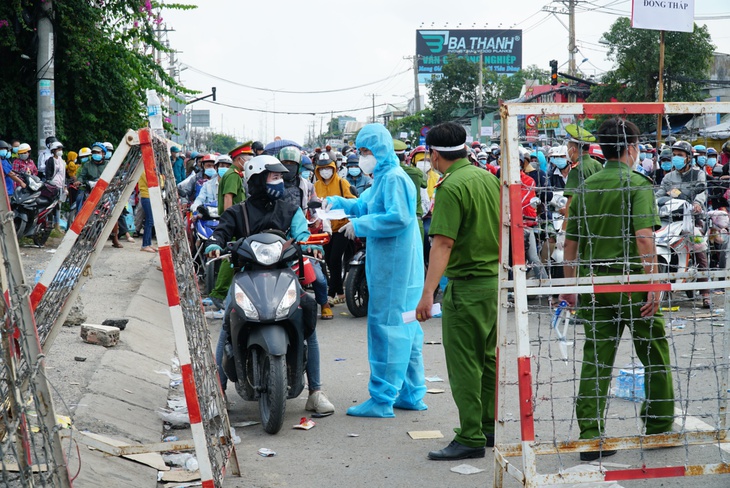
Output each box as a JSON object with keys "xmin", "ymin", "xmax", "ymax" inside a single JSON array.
[{"xmin": 141, "ymin": 246, "xmax": 156, "ymax": 253}]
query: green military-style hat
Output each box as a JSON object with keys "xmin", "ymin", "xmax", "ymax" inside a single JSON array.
[
  {"xmin": 565, "ymin": 124, "xmax": 596, "ymax": 144},
  {"xmin": 392, "ymin": 139, "xmax": 408, "ymax": 154}
]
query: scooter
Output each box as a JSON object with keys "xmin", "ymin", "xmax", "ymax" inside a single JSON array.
[
  {"xmin": 191, "ymin": 203, "xmax": 219, "ymax": 294},
  {"xmin": 220, "ymin": 231, "xmax": 327, "ymax": 434},
  {"xmin": 655, "ymin": 196, "xmax": 695, "ymax": 297},
  {"xmin": 344, "ymin": 239, "xmax": 367, "ymax": 317},
  {"xmin": 11, "ymin": 173, "xmax": 60, "ymax": 247}
]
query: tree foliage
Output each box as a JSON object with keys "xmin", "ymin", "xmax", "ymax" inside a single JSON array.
[
  {"xmin": 0, "ymin": 0, "xmax": 196, "ymax": 151},
  {"xmin": 589, "ymin": 17, "xmax": 715, "ymax": 104},
  {"xmin": 427, "ymin": 56, "xmax": 550, "ymax": 123}
]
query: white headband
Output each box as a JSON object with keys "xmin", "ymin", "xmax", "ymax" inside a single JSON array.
[{"xmin": 429, "ymin": 143, "xmax": 466, "ymax": 152}]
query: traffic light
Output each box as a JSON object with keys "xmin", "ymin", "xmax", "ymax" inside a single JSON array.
[{"xmin": 550, "ymin": 60, "xmax": 558, "ymax": 86}]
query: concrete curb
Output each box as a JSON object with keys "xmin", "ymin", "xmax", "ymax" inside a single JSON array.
[{"xmin": 67, "ymin": 263, "xmax": 174, "ymax": 487}]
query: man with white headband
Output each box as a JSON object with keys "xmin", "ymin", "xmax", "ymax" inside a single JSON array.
[{"xmin": 415, "ymin": 122, "xmax": 501, "ymax": 461}]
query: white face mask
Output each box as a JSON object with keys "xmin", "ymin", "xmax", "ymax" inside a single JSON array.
[
  {"xmin": 416, "ymin": 159, "xmax": 431, "ymax": 175},
  {"xmin": 359, "ymin": 154, "xmax": 377, "ymax": 174},
  {"xmin": 54, "ymin": 150, "xmax": 63, "ymax": 158},
  {"xmin": 319, "ymin": 168, "xmax": 334, "ymax": 180}
]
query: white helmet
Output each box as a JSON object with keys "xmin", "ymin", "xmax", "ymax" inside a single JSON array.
[
  {"xmin": 103, "ymin": 142, "xmax": 114, "ymax": 151},
  {"xmin": 550, "ymin": 145, "xmax": 568, "ymax": 157},
  {"xmin": 49, "ymin": 141, "xmax": 63, "ymax": 151},
  {"xmin": 243, "ymin": 155, "xmax": 288, "ymax": 184},
  {"xmin": 518, "ymin": 146, "xmax": 532, "ymax": 162},
  {"xmin": 216, "ymin": 154, "xmax": 232, "ymax": 165}
]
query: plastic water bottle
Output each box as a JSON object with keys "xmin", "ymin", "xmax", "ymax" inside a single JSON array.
[
  {"xmin": 34, "ymin": 270, "xmax": 43, "ymax": 284},
  {"xmin": 615, "ymin": 370, "xmax": 630, "ymax": 399},
  {"xmin": 146, "ymin": 89, "xmax": 164, "ymax": 136}
]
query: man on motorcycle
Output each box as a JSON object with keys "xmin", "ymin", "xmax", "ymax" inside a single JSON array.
[
  {"xmin": 656, "ymin": 140, "xmax": 711, "ymax": 308},
  {"xmin": 206, "ymin": 155, "xmax": 335, "ymax": 415},
  {"xmin": 278, "ymin": 145, "xmax": 333, "ymax": 321},
  {"xmin": 191, "ymin": 155, "xmax": 225, "ymax": 216}
]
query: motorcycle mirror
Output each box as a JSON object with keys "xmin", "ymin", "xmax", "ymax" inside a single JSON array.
[{"xmin": 307, "ymin": 201, "xmax": 322, "ymax": 209}]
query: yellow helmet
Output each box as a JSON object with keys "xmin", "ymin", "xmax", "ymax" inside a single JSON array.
[{"xmin": 78, "ymin": 147, "xmax": 92, "ymax": 157}]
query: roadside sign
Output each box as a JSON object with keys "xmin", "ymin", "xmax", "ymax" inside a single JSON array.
[
  {"xmin": 420, "ymin": 126, "xmax": 430, "ymax": 137},
  {"xmin": 525, "ymin": 114, "xmax": 537, "ymax": 129}
]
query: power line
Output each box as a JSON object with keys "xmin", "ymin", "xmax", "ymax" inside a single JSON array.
[
  {"xmin": 200, "ymin": 98, "xmax": 390, "ymax": 116},
  {"xmin": 180, "ymin": 63, "xmax": 411, "ymax": 94}
]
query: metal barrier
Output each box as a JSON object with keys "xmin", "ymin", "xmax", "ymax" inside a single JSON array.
[
  {"xmin": 495, "ymin": 102, "xmax": 730, "ymax": 487},
  {"xmin": 0, "ymin": 168, "xmax": 71, "ymax": 485},
  {"xmin": 141, "ymin": 128, "xmax": 238, "ymax": 487}
]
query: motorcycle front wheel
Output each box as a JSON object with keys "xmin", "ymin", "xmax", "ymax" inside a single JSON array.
[
  {"xmin": 345, "ymin": 264, "xmax": 368, "ymax": 317},
  {"xmin": 259, "ymin": 353, "xmax": 287, "ymax": 434},
  {"xmin": 14, "ymin": 214, "xmax": 26, "ymax": 239}
]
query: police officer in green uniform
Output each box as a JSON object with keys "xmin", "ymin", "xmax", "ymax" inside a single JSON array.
[
  {"xmin": 560, "ymin": 118, "xmax": 674, "ymax": 461},
  {"xmin": 209, "ymin": 142, "xmax": 253, "ymax": 308},
  {"xmin": 416, "ymin": 122, "xmax": 501, "ymax": 461},
  {"xmin": 562, "ymin": 124, "xmax": 603, "ymax": 228},
  {"xmin": 394, "ymin": 139, "xmax": 426, "ymax": 240}
]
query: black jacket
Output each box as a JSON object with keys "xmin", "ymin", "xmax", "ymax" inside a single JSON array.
[{"xmin": 210, "ymin": 196, "xmax": 299, "ymax": 249}]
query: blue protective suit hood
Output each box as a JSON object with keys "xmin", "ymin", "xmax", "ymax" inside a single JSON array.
[
  {"xmin": 355, "ymin": 124, "xmax": 399, "ymax": 177},
  {"xmin": 532, "ymin": 150, "xmax": 547, "ymax": 173}
]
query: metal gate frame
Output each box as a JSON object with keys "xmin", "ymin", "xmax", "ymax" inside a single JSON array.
[{"xmin": 495, "ymin": 101, "xmax": 730, "ymax": 487}]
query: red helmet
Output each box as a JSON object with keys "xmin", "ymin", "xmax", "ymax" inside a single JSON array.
[
  {"xmin": 407, "ymin": 145, "xmax": 427, "ymax": 164},
  {"xmin": 588, "ymin": 144, "xmax": 604, "ymax": 161},
  {"xmin": 471, "ymin": 141, "xmax": 481, "ymax": 148}
]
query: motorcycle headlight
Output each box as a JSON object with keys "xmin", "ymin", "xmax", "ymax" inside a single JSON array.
[
  {"xmin": 275, "ymin": 280, "xmax": 298, "ymax": 320},
  {"xmin": 250, "ymin": 240, "xmax": 283, "ymax": 266},
  {"xmin": 234, "ymin": 283, "xmax": 259, "ymax": 320}
]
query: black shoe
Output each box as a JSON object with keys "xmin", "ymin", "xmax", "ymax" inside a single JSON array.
[
  {"xmin": 209, "ymin": 296, "xmax": 225, "ymax": 310},
  {"xmin": 485, "ymin": 433, "xmax": 494, "ymax": 448},
  {"xmin": 428, "ymin": 440, "xmax": 486, "ymax": 461},
  {"xmin": 580, "ymin": 449, "xmax": 617, "ymax": 461}
]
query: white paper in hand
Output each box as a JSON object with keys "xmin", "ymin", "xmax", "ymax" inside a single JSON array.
[
  {"xmin": 402, "ymin": 303, "xmax": 441, "ymax": 323},
  {"xmin": 315, "ymin": 208, "xmax": 348, "ymax": 221}
]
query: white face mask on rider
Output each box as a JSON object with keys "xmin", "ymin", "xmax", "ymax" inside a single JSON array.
[{"xmin": 319, "ymin": 168, "xmax": 334, "ymax": 180}]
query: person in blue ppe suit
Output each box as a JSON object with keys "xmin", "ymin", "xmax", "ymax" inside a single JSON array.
[{"xmin": 324, "ymin": 123, "xmax": 426, "ymax": 418}]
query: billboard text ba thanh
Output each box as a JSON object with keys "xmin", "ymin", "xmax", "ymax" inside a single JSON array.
[{"xmin": 416, "ymin": 29, "xmax": 522, "ymax": 83}]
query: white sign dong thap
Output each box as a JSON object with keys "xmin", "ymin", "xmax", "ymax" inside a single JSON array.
[{"xmin": 631, "ymin": 0, "xmax": 695, "ymax": 33}]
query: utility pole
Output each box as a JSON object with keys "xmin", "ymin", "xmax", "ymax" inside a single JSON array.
[
  {"xmin": 477, "ymin": 54, "xmax": 484, "ymax": 142},
  {"xmin": 37, "ymin": 0, "xmax": 55, "ymax": 155},
  {"xmin": 568, "ymin": 0, "xmax": 576, "ymax": 77},
  {"xmin": 413, "ymin": 56, "xmax": 421, "ymax": 113},
  {"xmin": 372, "ymin": 94, "xmax": 376, "ymax": 123}
]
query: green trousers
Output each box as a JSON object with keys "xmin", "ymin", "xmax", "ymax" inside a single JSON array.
[
  {"xmin": 442, "ymin": 278, "xmax": 498, "ymax": 448},
  {"xmin": 576, "ymin": 290, "xmax": 675, "ymax": 439},
  {"xmin": 209, "ymin": 259, "xmax": 234, "ymax": 301}
]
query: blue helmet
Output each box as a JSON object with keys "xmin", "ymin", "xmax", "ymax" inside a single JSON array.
[
  {"xmin": 346, "ymin": 153, "xmax": 360, "ymax": 165},
  {"xmin": 90, "ymin": 142, "xmax": 107, "ymax": 154},
  {"xmin": 693, "ymin": 144, "xmax": 707, "ymax": 153}
]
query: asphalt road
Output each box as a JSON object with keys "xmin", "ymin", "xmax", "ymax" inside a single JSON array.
[{"xmin": 19, "ymin": 235, "xmax": 730, "ymax": 488}]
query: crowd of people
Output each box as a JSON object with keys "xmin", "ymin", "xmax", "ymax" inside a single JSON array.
[{"xmin": 6, "ymin": 118, "xmax": 726, "ymax": 462}]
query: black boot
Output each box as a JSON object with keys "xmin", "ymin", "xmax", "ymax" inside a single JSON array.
[{"xmin": 428, "ymin": 440, "xmax": 485, "ymax": 461}]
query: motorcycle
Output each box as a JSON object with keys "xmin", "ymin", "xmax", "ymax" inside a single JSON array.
[
  {"xmin": 11, "ymin": 173, "xmax": 60, "ymax": 247},
  {"xmin": 654, "ymin": 196, "xmax": 695, "ymax": 297},
  {"xmin": 219, "ymin": 231, "xmax": 328, "ymax": 434},
  {"xmin": 344, "ymin": 239, "xmax": 367, "ymax": 317},
  {"xmin": 190, "ymin": 203, "xmax": 220, "ymax": 294}
]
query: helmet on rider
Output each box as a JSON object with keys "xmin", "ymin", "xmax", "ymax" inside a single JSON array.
[
  {"xmin": 671, "ymin": 140, "xmax": 693, "ymax": 157},
  {"xmin": 588, "ymin": 143, "xmax": 605, "ymax": 161},
  {"xmin": 17, "ymin": 143, "xmax": 31, "ymax": 155},
  {"xmin": 278, "ymin": 146, "xmax": 302, "ymax": 182},
  {"xmin": 409, "ymin": 145, "xmax": 427, "ymax": 164},
  {"xmin": 243, "ymin": 154, "xmax": 288, "ymax": 184},
  {"xmin": 665, "ymin": 135, "xmax": 677, "ymax": 147},
  {"xmin": 78, "ymin": 147, "xmax": 92, "ymax": 158},
  {"xmin": 251, "ymin": 141, "xmax": 265, "ymax": 155},
  {"xmin": 707, "ymin": 147, "xmax": 718, "ymax": 157},
  {"xmin": 346, "ymin": 153, "xmax": 360, "ymax": 166},
  {"xmin": 45, "ymin": 136, "xmax": 57, "ymax": 149},
  {"xmin": 693, "ymin": 144, "xmax": 707, "ymax": 155},
  {"xmin": 300, "ymin": 154, "xmax": 314, "ymax": 171},
  {"xmin": 0, "ymin": 140, "xmax": 9, "ymax": 150}
]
